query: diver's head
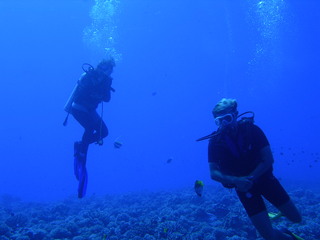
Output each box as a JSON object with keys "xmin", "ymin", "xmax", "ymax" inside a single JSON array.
[
  {"xmin": 97, "ymin": 57, "xmax": 115, "ymax": 75},
  {"xmin": 212, "ymin": 98, "xmax": 238, "ymax": 129}
]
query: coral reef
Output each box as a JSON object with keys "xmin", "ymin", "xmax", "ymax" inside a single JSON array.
[{"xmin": 0, "ymin": 185, "xmax": 318, "ymax": 240}]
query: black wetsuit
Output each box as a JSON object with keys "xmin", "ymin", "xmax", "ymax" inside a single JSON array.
[
  {"xmin": 208, "ymin": 121, "xmax": 290, "ymax": 217},
  {"xmin": 71, "ymin": 69, "xmax": 112, "ymax": 155}
]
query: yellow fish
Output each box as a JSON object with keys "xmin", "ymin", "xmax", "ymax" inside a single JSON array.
[{"xmin": 194, "ymin": 180, "xmax": 204, "ymax": 196}]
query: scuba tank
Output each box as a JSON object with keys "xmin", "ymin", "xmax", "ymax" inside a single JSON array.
[
  {"xmin": 64, "ymin": 83, "xmax": 80, "ymax": 113},
  {"xmin": 63, "ymin": 63, "xmax": 94, "ymax": 126}
]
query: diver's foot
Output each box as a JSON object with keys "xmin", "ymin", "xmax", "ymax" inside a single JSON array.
[
  {"xmin": 74, "ymin": 141, "xmax": 86, "ymax": 158},
  {"xmin": 281, "ymin": 228, "xmax": 302, "ymax": 240}
]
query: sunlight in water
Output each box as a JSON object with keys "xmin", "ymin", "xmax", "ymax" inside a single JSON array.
[{"xmin": 83, "ymin": 0, "xmax": 121, "ymax": 60}]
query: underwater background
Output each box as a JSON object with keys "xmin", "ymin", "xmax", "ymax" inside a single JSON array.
[{"xmin": 0, "ymin": 0, "xmax": 319, "ymax": 239}]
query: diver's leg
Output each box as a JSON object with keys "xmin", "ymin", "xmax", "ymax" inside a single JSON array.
[
  {"xmin": 82, "ymin": 129, "xmax": 93, "ymax": 152},
  {"xmin": 237, "ymin": 190, "xmax": 293, "ymax": 240},
  {"xmin": 277, "ymin": 200, "xmax": 301, "ymax": 223},
  {"xmin": 71, "ymin": 108, "xmax": 90, "ymax": 185},
  {"xmin": 261, "ymin": 175, "xmax": 302, "ymax": 223},
  {"xmin": 87, "ymin": 111, "xmax": 108, "ymax": 144},
  {"xmin": 250, "ymin": 211, "xmax": 293, "ymax": 240},
  {"xmin": 73, "ymin": 109, "xmax": 108, "ymax": 144},
  {"xmin": 72, "ymin": 109, "xmax": 92, "ymax": 144},
  {"xmin": 72, "ymin": 109, "xmax": 98, "ymax": 146}
]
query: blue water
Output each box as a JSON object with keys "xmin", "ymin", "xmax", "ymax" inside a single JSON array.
[{"xmin": 0, "ymin": 0, "xmax": 319, "ymax": 202}]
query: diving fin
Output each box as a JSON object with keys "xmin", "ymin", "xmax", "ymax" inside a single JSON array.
[
  {"xmin": 74, "ymin": 155, "xmax": 88, "ymax": 198},
  {"xmin": 282, "ymin": 229, "xmax": 304, "ymax": 240},
  {"xmin": 74, "ymin": 154, "xmax": 88, "ymax": 198},
  {"xmin": 74, "ymin": 141, "xmax": 83, "ymax": 180},
  {"xmin": 291, "ymin": 233, "xmax": 304, "ymax": 240},
  {"xmin": 268, "ymin": 212, "xmax": 283, "ymax": 220},
  {"xmin": 77, "ymin": 166, "xmax": 88, "ymax": 198},
  {"xmin": 73, "ymin": 141, "xmax": 88, "ymax": 198}
]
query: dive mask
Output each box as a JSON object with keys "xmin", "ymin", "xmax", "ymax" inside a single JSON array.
[{"xmin": 214, "ymin": 113, "xmax": 235, "ymax": 127}]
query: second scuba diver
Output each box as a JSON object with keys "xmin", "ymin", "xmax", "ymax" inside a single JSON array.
[
  {"xmin": 64, "ymin": 58, "xmax": 115, "ymax": 198},
  {"xmin": 206, "ymin": 98, "xmax": 302, "ymax": 240}
]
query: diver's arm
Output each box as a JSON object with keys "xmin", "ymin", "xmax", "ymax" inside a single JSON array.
[
  {"xmin": 209, "ymin": 162, "xmax": 237, "ymax": 185},
  {"xmin": 248, "ymin": 145, "xmax": 274, "ymax": 181},
  {"xmin": 209, "ymin": 162, "xmax": 253, "ymax": 191},
  {"xmin": 90, "ymin": 84, "xmax": 111, "ymax": 102}
]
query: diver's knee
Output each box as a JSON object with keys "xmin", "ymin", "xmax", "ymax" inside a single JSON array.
[
  {"xmin": 102, "ymin": 128, "xmax": 108, "ymax": 138},
  {"xmin": 288, "ymin": 207, "xmax": 302, "ymax": 223},
  {"xmin": 105, "ymin": 128, "xmax": 109, "ymax": 137}
]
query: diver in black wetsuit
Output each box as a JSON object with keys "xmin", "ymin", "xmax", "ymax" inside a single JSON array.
[
  {"xmin": 207, "ymin": 98, "xmax": 302, "ymax": 240},
  {"xmin": 65, "ymin": 58, "xmax": 115, "ymax": 198}
]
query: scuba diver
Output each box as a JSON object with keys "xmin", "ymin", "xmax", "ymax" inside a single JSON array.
[
  {"xmin": 203, "ymin": 98, "xmax": 302, "ymax": 240},
  {"xmin": 64, "ymin": 58, "xmax": 115, "ymax": 198}
]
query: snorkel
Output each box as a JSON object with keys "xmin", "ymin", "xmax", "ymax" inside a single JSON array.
[{"xmin": 196, "ymin": 111, "xmax": 255, "ymax": 141}]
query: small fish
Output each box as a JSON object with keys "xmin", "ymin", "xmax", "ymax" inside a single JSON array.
[
  {"xmin": 114, "ymin": 141, "xmax": 122, "ymax": 148},
  {"xmin": 166, "ymin": 158, "xmax": 173, "ymax": 164},
  {"xmin": 194, "ymin": 180, "xmax": 204, "ymax": 197}
]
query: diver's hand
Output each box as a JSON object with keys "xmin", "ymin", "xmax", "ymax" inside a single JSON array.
[{"xmin": 234, "ymin": 177, "xmax": 253, "ymax": 192}]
